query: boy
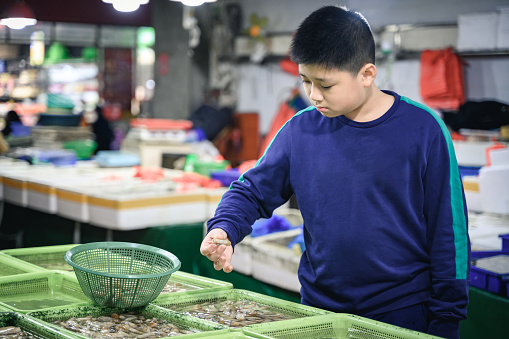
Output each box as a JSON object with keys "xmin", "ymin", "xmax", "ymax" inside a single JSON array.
[{"xmin": 200, "ymin": 5, "xmax": 470, "ymax": 339}]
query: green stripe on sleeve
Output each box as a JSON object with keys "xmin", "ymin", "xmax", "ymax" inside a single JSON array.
[{"xmin": 401, "ymin": 96, "xmax": 468, "ymax": 279}]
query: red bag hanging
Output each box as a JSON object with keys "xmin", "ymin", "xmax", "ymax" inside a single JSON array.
[
  {"xmin": 259, "ymin": 101, "xmax": 297, "ymax": 158},
  {"xmin": 420, "ymin": 47, "xmax": 465, "ymax": 110}
]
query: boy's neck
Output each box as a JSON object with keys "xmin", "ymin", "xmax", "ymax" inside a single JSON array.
[{"xmin": 345, "ymin": 86, "xmax": 394, "ymax": 123}]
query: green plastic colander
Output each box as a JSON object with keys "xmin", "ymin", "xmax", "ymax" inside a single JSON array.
[{"xmin": 65, "ymin": 242, "xmax": 181, "ymax": 308}]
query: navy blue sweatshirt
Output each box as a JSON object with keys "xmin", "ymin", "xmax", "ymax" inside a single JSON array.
[{"xmin": 208, "ymin": 91, "xmax": 470, "ymax": 337}]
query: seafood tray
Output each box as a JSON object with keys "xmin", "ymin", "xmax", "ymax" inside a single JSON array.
[
  {"xmin": 242, "ymin": 313, "xmax": 442, "ymax": 339},
  {"xmin": 250, "ymin": 229, "xmax": 302, "ymax": 292},
  {"xmin": 471, "ymin": 250, "xmax": 509, "ymax": 297},
  {"xmin": 0, "ymin": 272, "xmax": 91, "ymax": 313},
  {"xmin": 159, "ymin": 271, "xmax": 232, "ymax": 295},
  {"xmin": 26, "ymin": 304, "xmax": 229, "ymax": 339},
  {"xmin": 1, "ymin": 244, "xmax": 79, "ymax": 276},
  {"xmin": 0, "ymin": 253, "xmax": 46, "ymax": 277},
  {"xmin": 151, "ymin": 289, "xmax": 331, "ymax": 330},
  {"xmin": 0, "ymin": 312, "xmax": 78, "ymax": 339}
]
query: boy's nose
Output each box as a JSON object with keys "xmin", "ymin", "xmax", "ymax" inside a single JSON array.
[{"xmin": 309, "ymin": 85, "xmax": 323, "ymax": 102}]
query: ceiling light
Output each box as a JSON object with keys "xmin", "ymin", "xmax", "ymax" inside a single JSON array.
[
  {"xmin": 0, "ymin": 0, "xmax": 37, "ymax": 30},
  {"xmin": 170, "ymin": 0, "xmax": 216, "ymax": 7},
  {"xmin": 103, "ymin": 0, "xmax": 149, "ymax": 13}
]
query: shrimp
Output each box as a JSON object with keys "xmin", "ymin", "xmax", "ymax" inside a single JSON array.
[{"xmin": 211, "ymin": 238, "xmax": 231, "ymax": 246}]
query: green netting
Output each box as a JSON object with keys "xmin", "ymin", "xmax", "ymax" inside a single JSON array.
[
  {"xmin": 65, "ymin": 242, "xmax": 181, "ymax": 308},
  {"xmin": 152, "ymin": 289, "xmax": 331, "ymax": 329},
  {"xmin": 0, "ymin": 272, "xmax": 90, "ymax": 313},
  {"xmin": 2, "ymin": 244, "xmax": 79, "ymax": 272},
  {"xmin": 0, "ymin": 312, "xmax": 78, "ymax": 339},
  {"xmin": 26, "ymin": 304, "xmax": 229, "ymax": 339},
  {"xmin": 0, "ymin": 253, "xmax": 46, "ymax": 277},
  {"xmin": 242, "ymin": 313, "xmax": 442, "ymax": 339}
]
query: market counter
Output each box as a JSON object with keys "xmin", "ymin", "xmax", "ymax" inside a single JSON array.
[
  {"xmin": 459, "ymin": 287, "xmax": 509, "ymax": 339},
  {"xmin": 0, "ymin": 201, "xmax": 205, "ymax": 273},
  {"xmin": 1, "ymin": 206, "xmax": 508, "ymax": 338}
]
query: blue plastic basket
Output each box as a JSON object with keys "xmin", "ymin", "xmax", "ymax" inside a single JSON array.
[
  {"xmin": 471, "ymin": 250, "xmax": 509, "ymax": 296},
  {"xmin": 211, "ymin": 169, "xmax": 240, "ymax": 187}
]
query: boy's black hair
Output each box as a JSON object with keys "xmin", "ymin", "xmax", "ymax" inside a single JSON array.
[{"xmin": 290, "ymin": 5, "xmax": 375, "ymax": 75}]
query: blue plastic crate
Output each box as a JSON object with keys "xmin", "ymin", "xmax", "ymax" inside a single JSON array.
[
  {"xmin": 211, "ymin": 169, "xmax": 240, "ymax": 187},
  {"xmin": 499, "ymin": 234, "xmax": 509, "ymax": 251},
  {"xmin": 471, "ymin": 250, "xmax": 509, "ymax": 297}
]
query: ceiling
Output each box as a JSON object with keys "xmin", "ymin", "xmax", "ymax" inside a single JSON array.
[{"xmin": 0, "ymin": 0, "xmax": 152, "ymax": 27}]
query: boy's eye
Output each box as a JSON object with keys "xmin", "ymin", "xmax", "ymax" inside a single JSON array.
[
  {"xmin": 321, "ymin": 85, "xmax": 332, "ymax": 90},
  {"xmin": 301, "ymin": 79, "xmax": 311, "ymax": 85}
]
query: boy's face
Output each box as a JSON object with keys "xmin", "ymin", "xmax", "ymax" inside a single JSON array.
[{"xmin": 299, "ymin": 64, "xmax": 366, "ymax": 119}]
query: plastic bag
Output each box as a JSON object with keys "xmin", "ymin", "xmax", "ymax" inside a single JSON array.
[{"xmin": 420, "ymin": 47, "xmax": 465, "ymax": 110}]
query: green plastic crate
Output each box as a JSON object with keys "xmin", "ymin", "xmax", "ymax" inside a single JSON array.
[
  {"xmin": 151, "ymin": 289, "xmax": 332, "ymax": 330},
  {"xmin": 242, "ymin": 313, "xmax": 442, "ymax": 339},
  {"xmin": 26, "ymin": 304, "xmax": 230, "ymax": 339},
  {"xmin": 157, "ymin": 271, "xmax": 233, "ymax": 296},
  {"xmin": 1, "ymin": 244, "xmax": 79, "ymax": 274},
  {"xmin": 0, "ymin": 252, "xmax": 46, "ymax": 277},
  {"xmin": 0, "ymin": 272, "xmax": 91, "ymax": 313},
  {"xmin": 203, "ymin": 330, "xmax": 259, "ymax": 338},
  {"xmin": 0, "ymin": 312, "xmax": 78, "ymax": 339}
]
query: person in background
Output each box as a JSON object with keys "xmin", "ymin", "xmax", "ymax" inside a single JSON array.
[
  {"xmin": 200, "ymin": 5, "xmax": 469, "ymax": 339},
  {"xmin": 1, "ymin": 110, "xmax": 21, "ymax": 137},
  {"xmin": 91, "ymin": 105, "xmax": 114, "ymax": 153}
]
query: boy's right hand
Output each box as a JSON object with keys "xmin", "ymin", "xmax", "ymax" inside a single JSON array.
[{"xmin": 200, "ymin": 228, "xmax": 233, "ymax": 273}]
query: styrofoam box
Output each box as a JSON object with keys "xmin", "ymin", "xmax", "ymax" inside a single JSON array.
[
  {"xmin": 251, "ymin": 228, "xmax": 302, "ymax": 293},
  {"xmin": 496, "ymin": 7, "xmax": 509, "ymax": 49},
  {"xmin": 55, "ymin": 177, "xmax": 146, "ymax": 222},
  {"xmin": 457, "ymin": 12, "xmax": 499, "ymax": 51},
  {"xmin": 56, "ymin": 186, "xmax": 90, "ymax": 222},
  {"xmin": 205, "ymin": 188, "xmax": 227, "ymax": 219},
  {"xmin": 463, "ymin": 175, "xmax": 482, "ymax": 213},
  {"xmin": 2, "ymin": 173, "xmax": 29, "ymax": 207},
  {"xmin": 87, "ymin": 190, "xmax": 208, "ymax": 230},
  {"xmin": 452, "ymin": 140, "xmax": 509, "ymax": 167},
  {"xmin": 231, "ymin": 236, "xmax": 253, "ymax": 276},
  {"xmin": 0, "ymin": 161, "xmax": 30, "ymax": 201},
  {"xmin": 25, "ymin": 169, "xmax": 79, "ymax": 214},
  {"xmin": 479, "ymin": 165, "xmax": 509, "ymax": 215}
]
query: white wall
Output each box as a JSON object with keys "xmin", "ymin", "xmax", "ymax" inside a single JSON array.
[
  {"xmin": 232, "ymin": 0, "xmax": 509, "ymax": 134},
  {"xmin": 233, "ymin": 0, "xmax": 509, "ymax": 32}
]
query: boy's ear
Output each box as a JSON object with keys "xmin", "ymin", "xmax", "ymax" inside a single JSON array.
[{"xmin": 359, "ymin": 63, "xmax": 377, "ymax": 86}]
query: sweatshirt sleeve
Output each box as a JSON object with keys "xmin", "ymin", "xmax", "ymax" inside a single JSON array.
[
  {"xmin": 424, "ymin": 126, "xmax": 470, "ymax": 338},
  {"xmin": 207, "ymin": 119, "xmax": 294, "ymax": 247}
]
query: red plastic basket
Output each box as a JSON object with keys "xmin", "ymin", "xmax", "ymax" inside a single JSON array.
[{"xmin": 130, "ymin": 118, "xmax": 193, "ymax": 130}]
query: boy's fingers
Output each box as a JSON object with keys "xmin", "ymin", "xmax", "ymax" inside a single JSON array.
[
  {"xmin": 206, "ymin": 244, "xmax": 226, "ymax": 262},
  {"xmin": 213, "ymin": 247, "xmax": 233, "ymax": 272}
]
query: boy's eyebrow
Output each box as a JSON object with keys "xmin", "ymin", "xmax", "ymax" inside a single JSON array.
[{"xmin": 299, "ymin": 73, "xmax": 329, "ymax": 82}]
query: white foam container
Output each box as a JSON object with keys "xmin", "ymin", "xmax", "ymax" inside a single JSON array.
[
  {"xmin": 479, "ymin": 165, "xmax": 509, "ymax": 215},
  {"xmin": 56, "ymin": 186, "xmax": 90, "ymax": 222},
  {"xmin": 87, "ymin": 189, "xmax": 208, "ymax": 230},
  {"xmin": 231, "ymin": 236, "xmax": 253, "ymax": 276},
  {"xmin": 55, "ymin": 178, "xmax": 141, "ymax": 222},
  {"xmin": 463, "ymin": 175, "xmax": 482, "ymax": 213},
  {"xmin": 0, "ymin": 160, "xmax": 30, "ymax": 201},
  {"xmin": 2, "ymin": 173, "xmax": 29, "ymax": 207},
  {"xmin": 205, "ymin": 188, "xmax": 227, "ymax": 219},
  {"xmin": 251, "ymin": 228, "xmax": 302, "ymax": 293},
  {"xmin": 25, "ymin": 168, "xmax": 78, "ymax": 214}
]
